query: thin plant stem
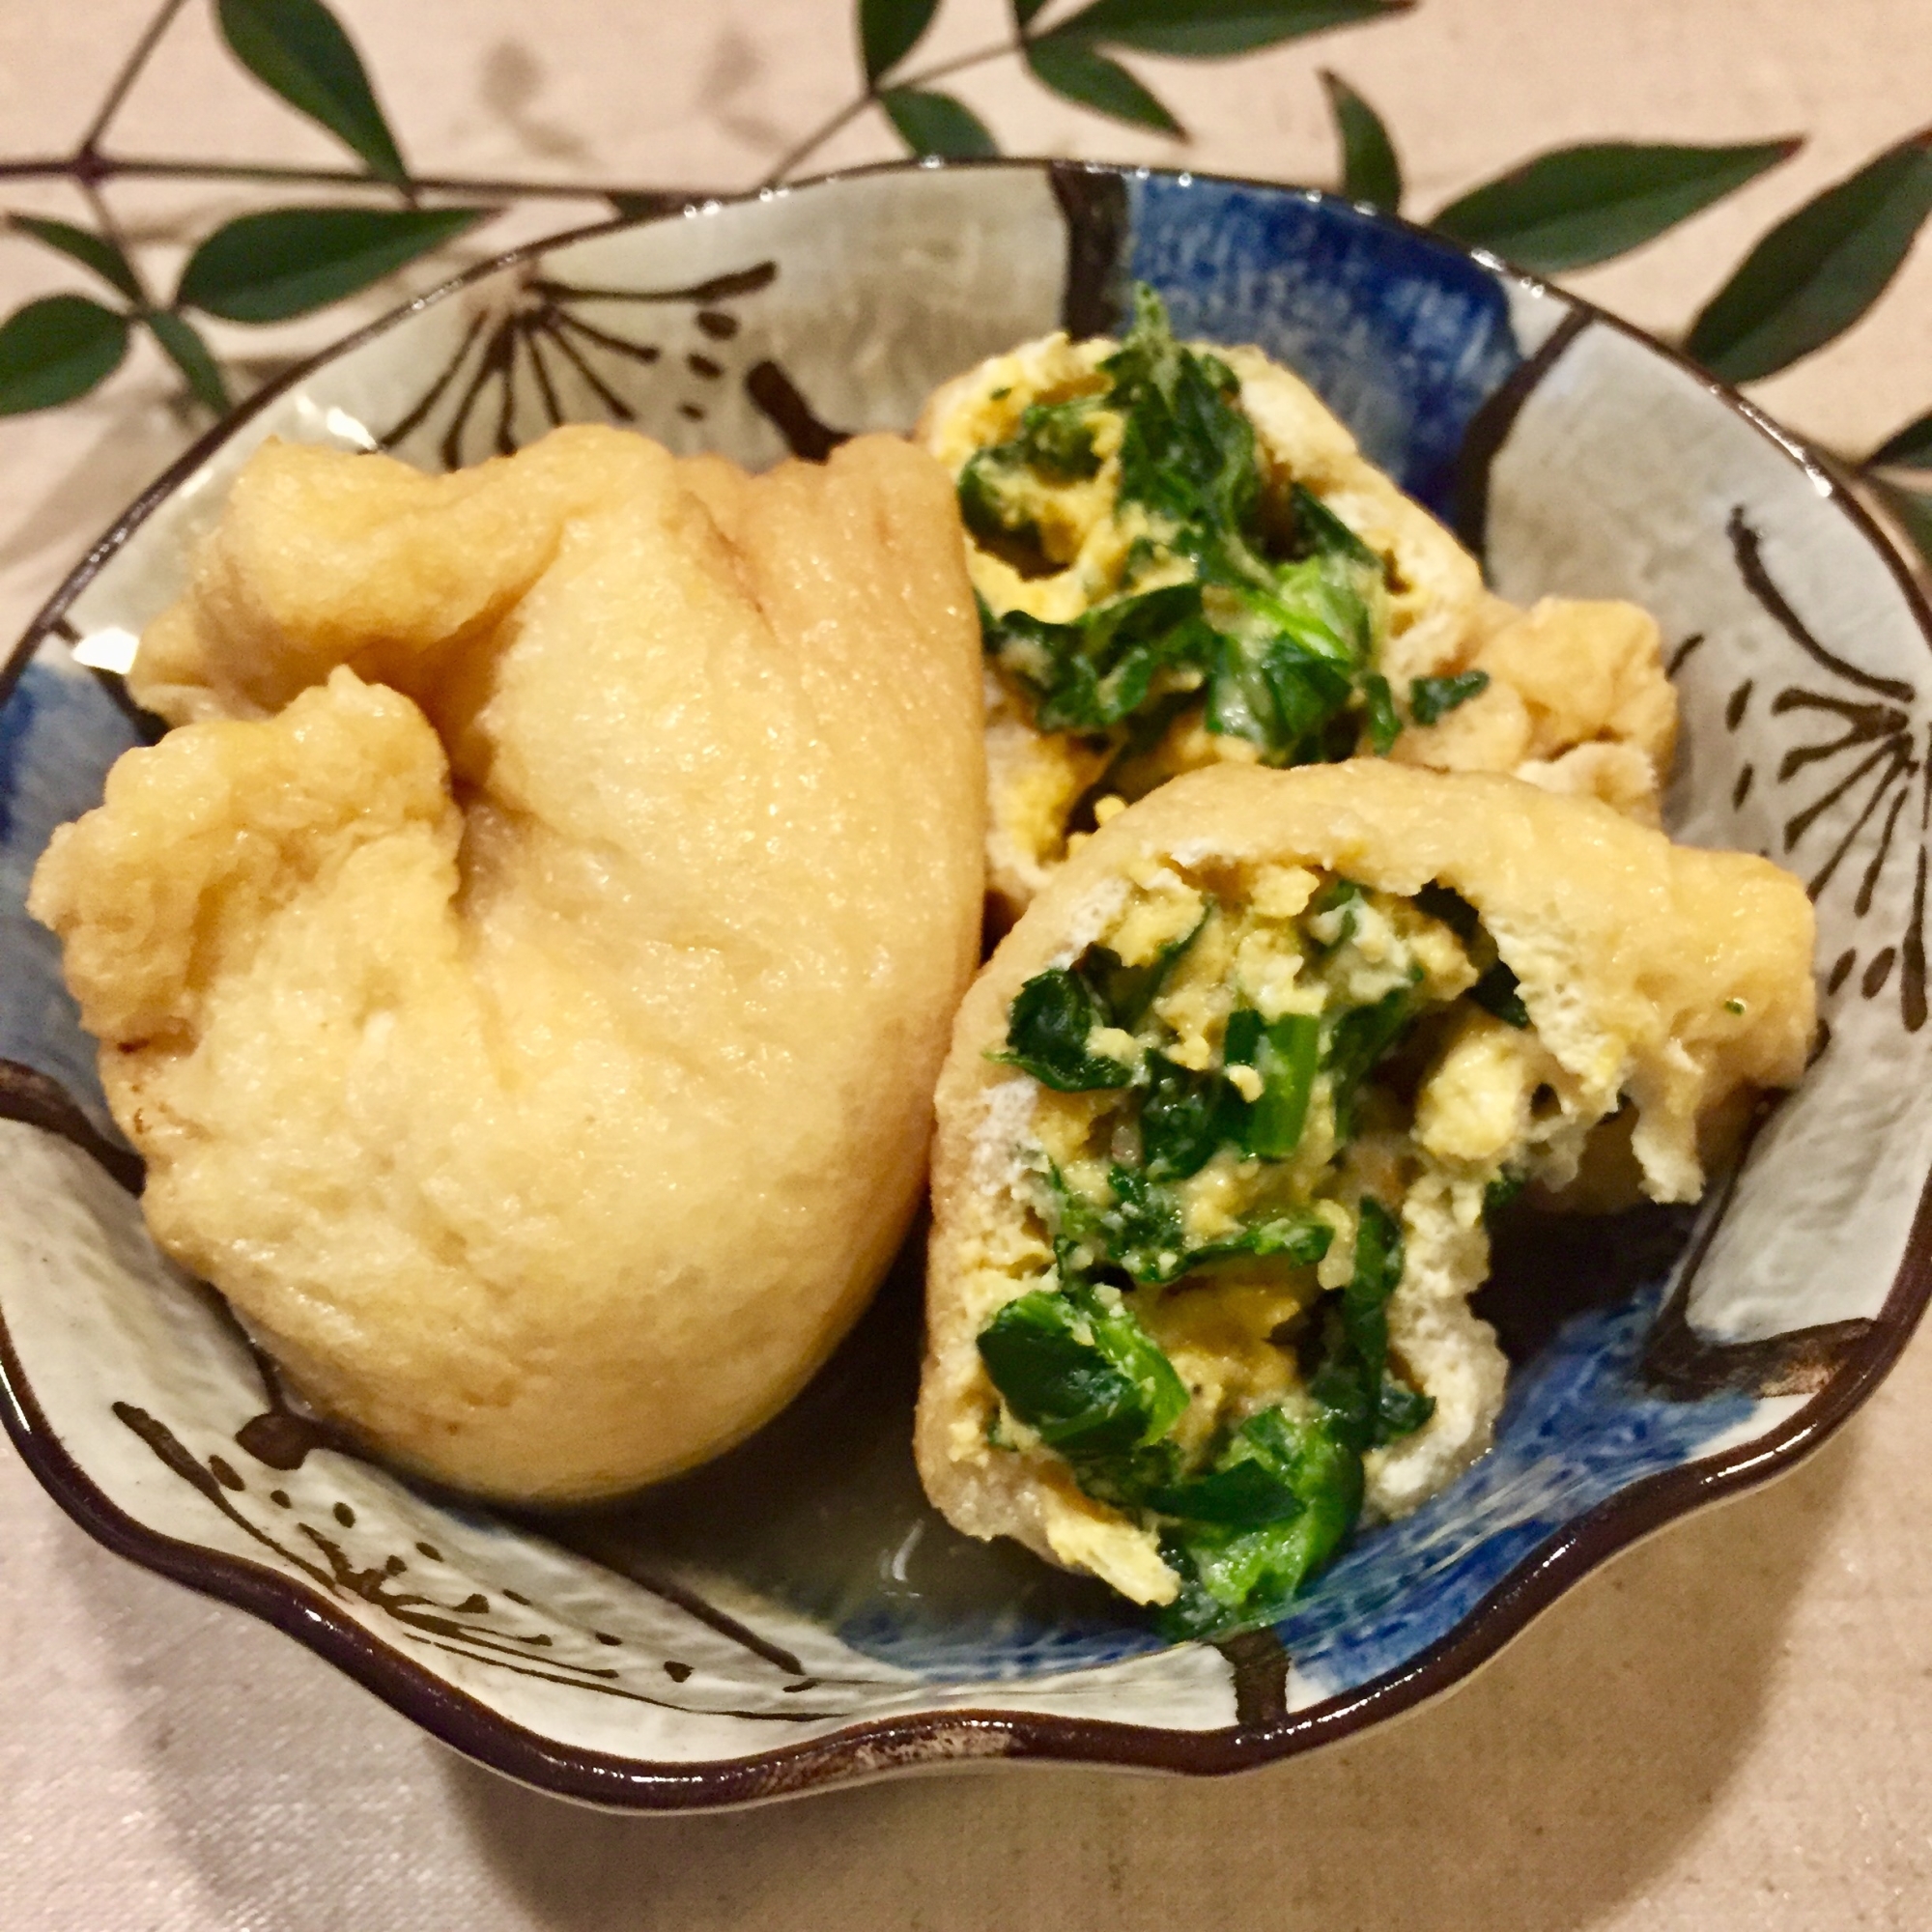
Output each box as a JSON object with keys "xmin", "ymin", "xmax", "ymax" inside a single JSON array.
[
  {"xmin": 0, "ymin": 153, "xmax": 706, "ymax": 208},
  {"xmin": 78, "ymin": 178, "xmax": 159, "ymax": 310},
  {"xmin": 77, "ymin": 0, "xmax": 193, "ymax": 159},
  {"xmin": 760, "ymin": 37, "xmax": 1020, "ymax": 185}
]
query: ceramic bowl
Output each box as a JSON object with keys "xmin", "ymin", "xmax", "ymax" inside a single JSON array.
[{"xmin": 3, "ymin": 159, "xmax": 1928, "ymax": 1811}]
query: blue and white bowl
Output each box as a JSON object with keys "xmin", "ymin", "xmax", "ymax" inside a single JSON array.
[{"xmin": 3, "ymin": 159, "xmax": 1929, "ymax": 1808}]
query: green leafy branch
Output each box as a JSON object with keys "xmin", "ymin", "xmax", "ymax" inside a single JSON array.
[
  {"xmin": 1313, "ymin": 77, "xmax": 1932, "ymax": 567},
  {"xmin": 0, "ymin": 0, "xmax": 1925, "ymax": 574},
  {"xmin": 0, "ymin": 0, "xmax": 507, "ymax": 416}
]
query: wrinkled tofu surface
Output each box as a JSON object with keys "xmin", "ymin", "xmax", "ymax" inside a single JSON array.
[{"xmin": 31, "ymin": 426, "xmax": 987, "ymax": 1503}]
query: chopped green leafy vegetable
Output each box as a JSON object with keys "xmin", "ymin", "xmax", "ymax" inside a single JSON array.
[
  {"xmin": 995, "ymin": 965, "xmax": 1138, "ymax": 1091},
  {"xmin": 1483, "ymin": 1170, "xmax": 1527, "ymax": 1219},
  {"xmin": 1157, "ymin": 1195, "xmax": 1433, "ymax": 1637},
  {"xmin": 980, "ymin": 583, "xmax": 1215, "ymax": 735},
  {"xmin": 982, "ymin": 875, "xmax": 1510, "ymax": 1641},
  {"xmin": 1157, "ymin": 1406, "xmax": 1363, "ymax": 1636},
  {"xmin": 1140, "ymin": 1052, "xmax": 1240, "ymax": 1181},
  {"xmin": 1146, "ymin": 1406, "xmax": 1310, "ymax": 1527},
  {"xmin": 1225, "ymin": 1009, "xmax": 1320, "ymax": 1159},
  {"xmin": 1471, "ymin": 960, "xmax": 1530, "ymax": 1029},
  {"xmin": 1323, "ymin": 983, "xmax": 1415, "ymax": 1134},
  {"xmin": 978, "ymin": 1286, "xmax": 1188, "ymax": 1458},
  {"xmin": 1362, "ymin": 671, "xmax": 1402, "ymax": 754},
  {"xmin": 1409, "ymin": 669, "xmax": 1492, "ymax": 724},
  {"xmin": 967, "ymin": 286, "xmax": 1398, "ymax": 767},
  {"xmin": 1096, "ymin": 1164, "xmax": 1191, "ymax": 1284}
]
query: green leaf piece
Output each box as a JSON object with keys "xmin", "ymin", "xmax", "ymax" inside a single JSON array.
[
  {"xmin": 1140, "ymin": 1053, "xmax": 1239, "ymax": 1181},
  {"xmin": 1878, "ymin": 480, "xmax": 1932, "ymax": 572},
  {"xmin": 1870, "ymin": 411, "xmax": 1932, "ymax": 472},
  {"xmin": 6, "ymin": 215, "xmax": 141, "ymax": 300},
  {"xmin": 1470, "ymin": 959, "xmax": 1530, "ymax": 1030},
  {"xmin": 997, "ymin": 965, "xmax": 1139, "ymax": 1091},
  {"xmin": 146, "ymin": 311, "xmax": 231, "ymax": 414},
  {"xmin": 978, "ymin": 1287, "xmax": 1188, "ymax": 1457},
  {"xmin": 1321, "ymin": 70, "xmax": 1401, "ymax": 212},
  {"xmin": 0, "ymin": 295, "xmax": 128, "ymax": 415},
  {"xmin": 1432, "ymin": 139, "xmax": 1801, "ymax": 274},
  {"xmin": 1409, "ymin": 668, "xmax": 1490, "ymax": 724},
  {"xmin": 860, "ymin": 0, "xmax": 941, "ymax": 84},
  {"xmin": 217, "ymin": 0, "xmax": 408, "ymax": 185},
  {"xmin": 1224, "ymin": 1009, "xmax": 1320, "ymax": 1159},
  {"xmin": 879, "ymin": 87, "xmax": 998, "ymax": 158},
  {"xmin": 1688, "ymin": 132, "xmax": 1932, "ymax": 384},
  {"xmin": 177, "ymin": 205, "xmax": 491, "ymax": 323},
  {"xmin": 1013, "ymin": 0, "xmax": 1052, "ymax": 23},
  {"xmin": 1361, "ymin": 670, "xmax": 1400, "ymax": 753},
  {"xmin": 1050, "ymin": 0, "xmax": 1407, "ymax": 58},
  {"xmin": 1026, "ymin": 39, "xmax": 1185, "ymax": 136}
]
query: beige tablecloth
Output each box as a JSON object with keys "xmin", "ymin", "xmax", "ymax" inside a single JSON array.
[{"xmin": 2, "ymin": 4, "xmax": 1929, "ymax": 1926}]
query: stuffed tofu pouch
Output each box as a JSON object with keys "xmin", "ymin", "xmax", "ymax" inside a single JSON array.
[
  {"xmin": 917, "ymin": 290, "xmax": 1677, "ymax": 919},
  {"xmin": 917, "ymin": 761, "xmax": 1814, "ymax": 1634},
  {"xmin": 31, "ymin": 425, "xmax": 986, "ymax": 1504}
]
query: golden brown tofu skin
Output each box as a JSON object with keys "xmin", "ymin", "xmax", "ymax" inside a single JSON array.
[
  {"xmin": 32, "ymin": 426, "xmax": 986, "ymax": 1503},
  {"xmin": 918, "ymin": 331, "xmax": 1678, "ymax": 919},
  {"xmin": 917, "ymin": 761, "xmax": 1813, "ymax": 1606}
]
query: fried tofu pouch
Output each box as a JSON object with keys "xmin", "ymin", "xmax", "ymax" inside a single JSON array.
[
  {"xmin": 917, "ymin": 762, "xmax": 1812, "ymax": 1614},
  {"xmin": 918, "ymin": 327, "xmax": 1676, "ymax": 919},
  {"xmin": 30, "ymin": 425, "xmax": 985, "ymax": 1503}
]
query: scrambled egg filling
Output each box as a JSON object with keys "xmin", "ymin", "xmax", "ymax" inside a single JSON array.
[
  {"xmin": 922, "ymin": 293, "xmax": 1680, "ymax": 922},
  {"xmin": 975, "ymin": 858, "xmax": 1580, "ymax": 1633},
  {"xmin": 933, "ymin": 295, "xmax": 1404, "ymax": 886}
]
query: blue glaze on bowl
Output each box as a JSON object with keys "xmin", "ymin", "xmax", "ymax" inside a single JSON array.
[
  {"xmin": 0, "ymin": 655, "xmax": 136, "ymax": 1127},
  {"xmin": 1122, "ymin": 174, "xmax": 1520, "ymax": 514}
]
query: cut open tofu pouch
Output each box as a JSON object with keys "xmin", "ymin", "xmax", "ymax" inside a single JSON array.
[
  {"xmin": 917, "ymin": 300, "xmax": 1678, "ymax": 923},
  {"xmin": 917, "ymin": 760, "xmax": 1814, "ymax": 1634}
]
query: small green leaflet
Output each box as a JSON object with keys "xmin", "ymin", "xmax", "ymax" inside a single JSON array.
[
  {"xmin": 1048, "ymin": 0, "xmax": 1409, "ymax": 60},
  {"xmin": 1409, "ymin": 668, "xmax": 1489, "ymax": 724},
  {"xmin": 1144, "ymin": 1407, "xmax": 1310, "ymax": 1527},
  {"xmin": 0, "ymin": 296, "xmax": 129, "ymax": 415},
  {"xmin": 217, "ymin": 0, "xmax": 408, "ymax": 187},
  {"xmin": 1432, "ymin": 140, "xmax": 1800, "ymax": 275},
  {"xmin": 879, "ymin": 88, "xmax": 998, "ymax": 158},
  {"xmin": 1026, "ymin": 39, "xmax": 1184, "ymax": 136},
  {"xmin": 146, "ymin": 312, "xmax": 230, "ymax": 413},
  {"xmin": 1870, "ymin": 411, "xmax": 1932, "ymax": 472},
  {"xmin": 6, "ymin": 215, "xmax": 141, "ymax": 301},
  {"xmin": 1323, "ymin": 982, "xmax": 1411, "ymax": 1134},
  {"xmin": 1321, "ymin": 71, "xmax": 1401, "ymax": 212},
  {"xmin": 177, "ymin": 206, "xmax": 492, "ymax": 323},
  {"xmin": 1013, "ymin": 0, "xmax": 1052, "ymax": 22},
  {"xmin": 1688, "ymin": 131, "xmax": 1932, "ymax": 384},
  {"xmin": 860, "ymin": 0, "xmax": 941, "ymax": 85}
]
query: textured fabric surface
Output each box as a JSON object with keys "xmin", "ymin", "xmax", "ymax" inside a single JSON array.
[{"xmin": 2, "ymin": 3, "xmax": 1929, "ymax": 1926}]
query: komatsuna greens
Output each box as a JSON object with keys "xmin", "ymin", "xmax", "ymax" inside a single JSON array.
[
  {"xmin": 976, "ymin": 889, "xmax": 1447, "ymax": 1639},
  {"xmin": 965, "ymin": 285, "xmax": 1400, "ymax": 770}
]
